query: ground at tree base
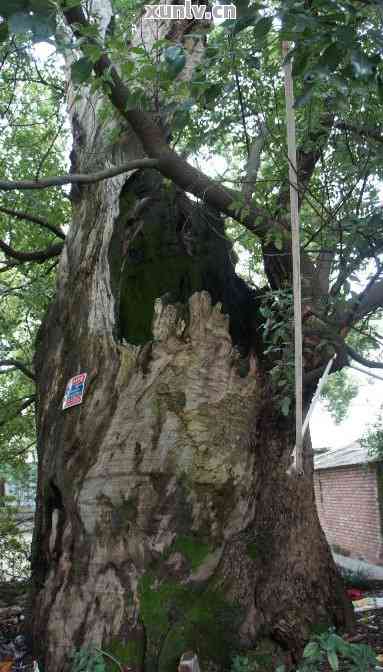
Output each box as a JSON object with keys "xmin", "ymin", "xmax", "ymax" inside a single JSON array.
[
  {"xmin": 323, "ymin": 589, "xmax": 383, "ymax": 672},
  {"xmin": 1, "ymin": 582, "xmax": 383, "ymax": 672}
]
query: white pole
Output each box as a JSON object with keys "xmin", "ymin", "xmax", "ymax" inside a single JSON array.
[{"xmin": 283, "ymin": 42, "xmax": 303, "ymax": 473}]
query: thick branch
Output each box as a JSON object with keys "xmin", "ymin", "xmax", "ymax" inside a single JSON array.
[
  {"xmin": 0, "ymin": 159, "xmax": 159, "ymax": 192},
  {"xmin": 0, "ymin": 239, "xmax": 63, "ymax": 263},
  {"xmin": 0, "ymin": 205, "xmax": 66, "ymax": 239},
  {"xmin": 345, "ymin": 344, "xmax": 383, "ymax": 369},
  {"xmin": 0, "ymin": 359, "xmax": 35, "ymax": 381},
  {"xmin": 347, "ymin": 278, "xmax": 383, "ymax": 323},
  {"xmin": 303, "ymin": 356, "xmax": 343, "ymax": 387}
]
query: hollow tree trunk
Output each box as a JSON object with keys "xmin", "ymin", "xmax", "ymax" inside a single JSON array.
[{"xmin": 30, "ymin": 5, "xmax": 353, "ymax": 671}]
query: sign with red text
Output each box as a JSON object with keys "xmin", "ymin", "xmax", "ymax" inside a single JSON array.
[{"xmin": 62, "ymin": 373, "xmax": 87, "ymax": 410}]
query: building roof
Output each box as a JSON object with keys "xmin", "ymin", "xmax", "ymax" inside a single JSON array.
[{"xmin": 314, "ymin": 441, "xmax": 380, "ymax": 470}]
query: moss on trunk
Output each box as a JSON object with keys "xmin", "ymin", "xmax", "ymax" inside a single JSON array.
[{"xmin": 109, "ymin": 170, "xmax": 263, "ymax": 354}]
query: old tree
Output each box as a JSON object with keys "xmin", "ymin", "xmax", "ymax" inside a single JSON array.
[{"xmin": 1, "ymin": 0, "xmax": 383, "ymax": 669}]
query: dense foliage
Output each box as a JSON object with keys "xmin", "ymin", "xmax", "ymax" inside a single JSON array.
[{"xmin": 0, "ymin": 34, "xmax": 68, "ymax": 510}]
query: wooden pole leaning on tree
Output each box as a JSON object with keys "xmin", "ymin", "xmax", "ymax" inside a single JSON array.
[{"xmin": 282, "ymin": 42, "xmax": 303, "ymax": 474}]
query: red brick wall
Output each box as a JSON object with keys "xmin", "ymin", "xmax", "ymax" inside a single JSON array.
[{"xmin": 314, "ymin": 464, "xmax": 383, "ymax": 565}]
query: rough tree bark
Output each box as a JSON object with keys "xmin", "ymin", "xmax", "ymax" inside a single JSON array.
[{"xmin": 30, "ymin": 3, "xmax": 353, "ymax": 671}]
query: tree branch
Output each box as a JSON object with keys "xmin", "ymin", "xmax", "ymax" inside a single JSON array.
[
  {"xmin": 0, "ymin": 159, "xmax": 159, "ymax": 192},
  {"xmin": 0, "ymin": 260, "xmax": 20, "ymax": 273},
  {"xmin": 315, "ymin": 250, "xmax": 335, "ymax": 295},
  {"xmin": 346, "ymin": 278, "xmax": 383, "ymax": 324},
  {"xmin": 330, "ymin": 236, "xmax": 383, "ymax": 298},
  {"xmin": 277, "ymin": 112, "xmax": 334, "ymax": 212},
  {"xmin": 0, "ymin": 240, "xmax": 63, "ymax": 263},
  {"xmin": 0, "ymin": 396, "xmax": 36, "ymax": 428},
  {"xmin": 345, "ymin": 344, "xmax": 383, "ymax": 369},
  {"xmin": 0, "ymin": 205, "xmax": 66, "ymax": 239},
  {"xmin": 0, "ymin": 359, "xmax": 35, "ymax": 381},
  {"xmin": 242, "ymin": 122, "xmax": 267, "ymax": 203}
]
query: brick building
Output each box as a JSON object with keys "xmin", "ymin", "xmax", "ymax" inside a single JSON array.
[{"xmin": 314, "ymin": 442, "xmax": 383, "ymax": 566}]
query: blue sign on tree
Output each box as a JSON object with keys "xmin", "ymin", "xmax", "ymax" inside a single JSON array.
[{"xmin": 62, "ymin": 373, "xmax": 87, "ymax": 410}]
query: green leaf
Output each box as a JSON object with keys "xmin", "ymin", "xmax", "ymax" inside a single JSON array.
[
  {"xmin": 31, "ymin": 14, "xmax": 56, "ymax": 41},
  {"xmin": 203, "ymin": 83, "xmax": 222, "ymax": 105},
  {"xmin": 274, "ymin": 232, "xmax": 283, "ymax": 251},
  {"xmin": 71, "ymin": 57, "xmax": 93, "ymax": 84},
  {"xmin": 164, "ymin": 45, "xmax": 186, "ymax": 76},
  {"xmin": 245, "ymin": 54, "xmax": 260, "ymax": 69},
  {"xmin": 8, "ymin": 9, "xmax": 55, "ymax": 40},
  {"xmin": 231, "ymin": 16, "xmax": 254, "ymax": 35},
  {"xmin": 9, "ymin": 11, "xmax": 34, "ymax": 34},
  {"xmin": 351, "ymin": 50, "xmax": 376, "ymax": 78},
  {"xmin": 130, "ymin": 46, "xmax": 146, "ymax": 55},
  {"xmin": 83, "ymin": 44, "xmax": 103, "ymax": 63},
  {"xmin": 140, "ymin": 64, "xmax": 158, "ymax": 80},
  {"xmin": 294, "ymin": 85, "xmax": 314, "ymax": 108},
  {"xmin": 377, "ymin": 77, "xmax": 383, "ymax": 104},
  {"xmin": 0, "ymin": 0, "xmax": 27, "ymax": 18},
  {"xmin": 121, "ymin": 60, "xmax": 135, "ymax": 78},
  {"xmin": 62, "ymin": 0, "xmax": 82, "ymax": 8},
  {"xmin": 0, "ymin": 20, "xmax": 9, "ymax": 42},
  {"xmin": 29, "ymin": 0, "xmax": 54, "ymax": 14},
  {"xmin": 221, "ymin": 18, "xmax": 236, "ymax": 32},
  {"xmin": 292, "ymin": 48, "xmax": 310, "ymax": 77},
  {"xmin": 319, "ymin": 43, "xmax": 342, "ymax": 71},
  {"xmin": 253, "ymin": 16, "xmax": 273, "ymax": 40},
  {"xmin": 334, "ymin": 25, "xmax": 355, "ymax": 48},
  {"xmin": 327, "ymin": 650, "xmax": 339, "ymax": 671},
  {"xmin": 124, "ymin": 90, "xmax": 145, "ymax": 111},
  {"xmin": 281, "ymin": 397, "xmax": 291, "ymax": 417},
  {"xmin": 331, "ymin": 634, "xmax": 350, "ymax": 655}
]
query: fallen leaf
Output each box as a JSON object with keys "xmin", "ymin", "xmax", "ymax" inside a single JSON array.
[{"xmin": 0, "ymin": 661, "xmax": 14, "ymax": 672}]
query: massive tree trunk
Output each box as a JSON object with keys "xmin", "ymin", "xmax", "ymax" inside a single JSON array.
[{"xmin": 30, "ymin": 5, "xmax": 353, "ymax": 671}]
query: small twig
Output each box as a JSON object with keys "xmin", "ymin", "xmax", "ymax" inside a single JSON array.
[
  {"xmin": 94, "ymin": 648, "xmax": 123, "ymax": 672},
  {"xmin": 0, "ymin": 205, "xmax": 66, "ymax": 239}
]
